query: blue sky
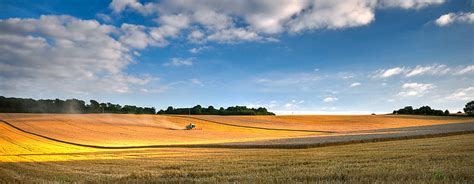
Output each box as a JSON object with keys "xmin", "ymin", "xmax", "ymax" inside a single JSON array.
[{"xmin": 0, "ymin": 0, "xmax": 473, "ymax": 114}]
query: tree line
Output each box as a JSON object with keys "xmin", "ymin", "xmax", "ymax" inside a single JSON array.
[
  {"xmin": 0, "ymin": 96, "xmax": 156, "ymax": 114},
  {"xmin": 0, "ymin": 96, "xmax": 275, "ymax": 115},
  {"xmin": 157, "ymin": 105, "xmax": 275, "ymax": 115},
  {"xmin": 393, "ymin": 106, "xmax": 449, "ymax": 116},
  {"xmin": 393, "ymin": 101, "xmax": 474, "ymax": 116}
]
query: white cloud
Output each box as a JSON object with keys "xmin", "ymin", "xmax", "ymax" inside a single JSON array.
[
  {"xmin": 323, "ymin": 97, "xmax": 338, "ymax": 102},
  {"xmin": 187, "ymin": 30, "xmax": 205, "ymax": 42},
  {"xmin": 119, "ymin": 23, "xmax": 156, "ymax": 49},
  {"xmin": 405, "ymin": 64, "xmax": 450, "ymax": 77},
  {"xmin": 398, "ymin": 83, "xmax": 435, "ymax": 97},
  {"xmin": 446, "ymin": 87, "xmax": 474, "ymax": 101},
  {"xmin": 435, "ymin": 12, "xmax": 474, "ymax": 26},
  {"xmin": 164, "ymin": 57, "xmax": 193, "ymax": 66},
  {"xmin": 350, "ymin": 82, "xmax": 361, "ymax": 87},
  {"xmin": 287, "ymin": 0, "xmax": 376, "ymax": 33},
  {"xmin": 109, "ymin": 0, "xmax": 155, "ymax": 15},
  {"xmin": 378, "ymin": 0, "xmax": 445, "ymax": 9},
  {"xmin": 189, "ymin": 47, "xmax": 204, "ymax": 54},
  {"xmin": 0, "ymin": 15, "xmax": 157, "ymax": 96},
  {"xmin": 456, "ymin": 65, "xmax": 474, "ymax": 75},
  {"xmin": 108, "ymin": 0, "xmax": 446, "ymax": 43},
  {"xmin": 207, "ymin": 28, "xmax": 267, "ymax": 43},
  {"xmin": 376, "ymin": 64, "xmax": 472, "ymax": 78},
  {"xmin": 188, "ymin": 46, "xmax": 210, "ymax": 54},
  {"xmin": 379, "ymin": 67, "xmax": 405, "ymax": 78},
  {"xmin": 284, "ymin": 103, "xmax": 294, "ymax": 108}
]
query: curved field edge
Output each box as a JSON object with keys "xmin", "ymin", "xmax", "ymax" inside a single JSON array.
[
  {"xmin": 173, "ymin": 115, "xmax": 337, "ymax": 133},
  {"xmin": 1, "ymin": 119, "xmax": 473, "ymax": 149}
]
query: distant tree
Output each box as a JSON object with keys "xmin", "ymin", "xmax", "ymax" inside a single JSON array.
[
  {"xmin": 207, "ymin": 106, "xmax": 218, "ymax": 115},
  {"xmin": 87, "ymin": 100, "xmax": 101, "ymax": 113},
  {"xmin": 219, "ymin": 107, "xmax": 225, "ymax": 115},
  {"xmin": 393, "ymin": 105, "xmax": 447, "ymax": 116},
  {"xmin": 443, "ymin": 110, "xmax": 450, "ymax": 116},
  {"xmin": 191, "ymin": 105, "xmax": 202, "ymax": 115},
  {"xmin": 0, "ymin": 96, "xmax": 156, "ymax": 115},
  {"xmin": 157, "ymin": 105, "xmax": 274, "ymax": 115},
  {"xmin": 464, "ymin": 101, "xmax": 474, "ymax": 116}
]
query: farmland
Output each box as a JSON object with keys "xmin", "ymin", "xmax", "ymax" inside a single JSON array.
[{"xmin": 0, "ymin": 113, "xmax": 473, "ymax": 182}]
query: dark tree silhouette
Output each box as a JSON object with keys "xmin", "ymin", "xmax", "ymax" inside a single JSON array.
[
  {"xmin": 0, "ymin": 96, "xmax": 155, "ymax": 114},
  {"xmin": 157, "ymin": 105, "xmax": 275, "ymax": 115},
  {"xmin": 464, "ymin": 101, "xmax": 474, "ymax": 116},
  {"xmin": 443, "ymin": 110, "xmax": 450, "ymax": 116},
  {"xmin": 393, "ymin": 105, "xmax": 447, "ymax": 116}
]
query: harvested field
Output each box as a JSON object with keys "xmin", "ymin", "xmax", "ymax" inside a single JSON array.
[
  {"xmin": 191, "ymin": 115, "xmax": 474, "ymax": 132},
  {"xmin": 1, "ymin": 113, "xmax": 473, "ymax": 183},
  {"xmin": 0, "ymin": 132, "xmax": 473, "ymax": 183},
  {"xmin": 0, "ymin": 113, "xmax": 472, "ymax": 149},
  {"xmin": 0, "ymin": 113, "xmax": 319, "ymax": 147}
]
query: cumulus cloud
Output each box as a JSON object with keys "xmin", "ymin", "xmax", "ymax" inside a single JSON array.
[
  {"xmin": 164, "ymin": 57, "xmax": 193, "ymax": 66},
  {"xmin": 109, "ymin": 0, "xmax": 155, "ymax": 15},
  {"xmin": 287, "ymin": 0, "xmax": 376, "ymax": 32},
  {"xmin": 350, "ymin": 82, "xmax": 362, "ymax": 87},
  {"xmin": 435, "ymin": 12, "xmax": 474, "ymax": 26},
  {"xmin": 119, "ymin": 23, "xmax": 157, "ymax": 49},
  {"xmin": 398, "ymin": 83, "xmax": 435, "ymax": 97},
  {"xmin": 109, "ymin": 0, "xmax": 446, "ymax": 43},
  {"xmin": 323, "ymin": 97, "xmax": 338, "ymax": 102},
  {"xmin": 446, "ymin": 87, "xmax": 474, "ymax": 101},
  {"xmin": 0, "ymin": 15, "xmax": 160, "ymax": 96}
]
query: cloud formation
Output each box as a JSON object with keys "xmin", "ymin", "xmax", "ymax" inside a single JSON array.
[
  {"xmin": 323, "ymin": 97, "xmax": 338, "ymax": 102},
  {"xmin": 108, "ymin": 0, "xmax": 446, "ymax": 43},
  {"xmin": 435, "ymin": 12, "xmax": 474, "ymax": 26},
  {"xmin": 0, "ymin": 15, "xmax": 156, "ymax": 96},
  {"xmin": 446, "ymin": 87, "xmax": 474, "ymax": 101},
  {"xmin": 398, "ymin": 83, "xmax": 435, "ymax": 97},
  {"xmin": 350, "ymin": 82, "xmax": 362, "ymax": 87},
  {"xmin": 376, "ymin": 64, "xmax": 470, "ymax": 78}
]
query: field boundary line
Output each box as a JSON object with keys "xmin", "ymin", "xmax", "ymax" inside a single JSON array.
[{"xmin": 171, "ymin": 115, "xmax": 337, "ymax": 133}]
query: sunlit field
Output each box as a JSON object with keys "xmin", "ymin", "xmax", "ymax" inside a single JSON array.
[
  {"xmin": 1, "ymin": 113, "xmax": 472, "ymax": 148},
  {"xmin": 0, "ymin": 113, "xmax": 473, "ymax": 182}
]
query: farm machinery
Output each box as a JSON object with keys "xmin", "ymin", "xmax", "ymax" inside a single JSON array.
[{"xmin": 185, "ymin": 123, "xmax": 196, "ymax": 130}]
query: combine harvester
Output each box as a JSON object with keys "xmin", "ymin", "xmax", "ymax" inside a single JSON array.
[
  {"xmin": 185, "ymin": 123, "xmax": 202, "ymax": 130},
  {"xmin": 186, "ymin": 123, "xmax": 195, "ymax": 130}
]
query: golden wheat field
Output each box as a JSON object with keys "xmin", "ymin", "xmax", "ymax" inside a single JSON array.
[
  {"xmin": 0, "ymin": 113, "xmax": 473, "ymax": 182},
  {"xmin": 1, "ymin": 113, "xmax": 472, "ymax": 148}
]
